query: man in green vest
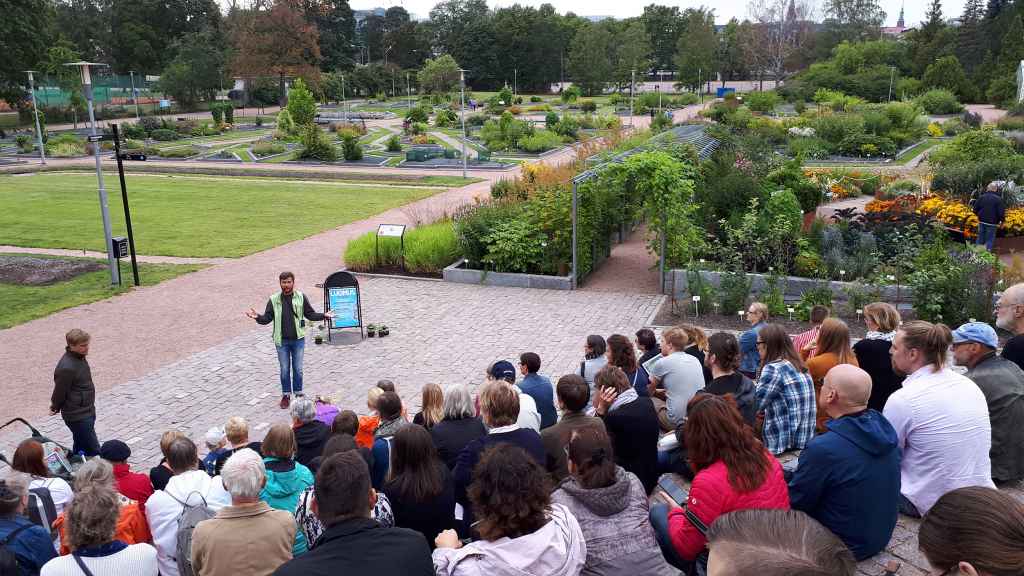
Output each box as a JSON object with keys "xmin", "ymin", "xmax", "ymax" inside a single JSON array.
[{"xmin": 247, "ymin": 271, "xmax": 332, "ymax": 409}]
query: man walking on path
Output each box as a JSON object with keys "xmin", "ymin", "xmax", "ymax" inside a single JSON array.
[
  {"xmin": 973, "ymin": 182, "xmax": 1005, "ymax": 251},
  {"xmin": 50, "ymin": 328, "xmax": 100, "ymax": 456},
  {"xmin": 247, "ymin": 272, "xmax": 332, "ymax": 409}
]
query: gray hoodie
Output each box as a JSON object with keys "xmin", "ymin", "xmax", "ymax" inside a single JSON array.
[
  {"xmin": 432, "ymin": 503, "xmax": 586, "ymax": 576},
  {"xmin": 551, "ymin": 467, "xmax": 670, "ymax": 576}
]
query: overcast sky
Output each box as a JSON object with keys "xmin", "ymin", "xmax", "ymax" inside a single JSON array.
[{"xmin": 350, "ymin": 0, "xmax": 969, "ymax": 26}]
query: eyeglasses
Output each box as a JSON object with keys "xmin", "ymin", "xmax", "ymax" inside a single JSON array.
[
  {"xmin": 995, "ymin": 302, "xmax": 1020, "ymax": 310},
  {"xmin": 756, "ymin": 341, "xmax": 766, "ymax": 347}
]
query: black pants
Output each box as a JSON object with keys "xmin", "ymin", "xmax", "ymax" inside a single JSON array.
[{"xmin": 66, "ymin": 417, "xmax": 100, "ymax": 456}]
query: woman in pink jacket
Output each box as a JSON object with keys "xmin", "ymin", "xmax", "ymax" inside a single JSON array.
[{"xmin": 649, "ymin": 393, "xmax": 789, "ymax": 573}]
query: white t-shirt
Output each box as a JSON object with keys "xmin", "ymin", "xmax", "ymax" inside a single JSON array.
[
  {"xmin": 649, "ymin": 351, "xmax": 705, "ymax": 426},
  {"xmin": 883, "ymin": 365, "xmax": 995, "ymax": 514},
  {"xmin": 515, "ymin": 387, "xmax": 542, "ymax": 432}
]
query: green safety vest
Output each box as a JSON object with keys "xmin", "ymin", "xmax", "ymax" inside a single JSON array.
[{"xmin": 270, "ymin": 290, "xmax": 306, "ymax": 345}]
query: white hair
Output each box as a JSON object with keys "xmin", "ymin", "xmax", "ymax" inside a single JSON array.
[
  {"xmin": 73, "ymin": 458, "xmax": 115, "ymax": 491},
  {"xmin": 290, "ymin": 396, "xmax": 317, "ymax": 424},
  {"xmin": 220, "ymin": 448, "xmax": 265, "ymax": 499},
  {"xmin": 443, "ymin": 384, "xmax": 475, "ymax": 420}
]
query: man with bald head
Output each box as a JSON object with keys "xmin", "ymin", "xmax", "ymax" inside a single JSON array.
[
  {"xmin": 787, "ymin": 364, "xmax": 901, "ymax": 560},
  {"xmin": 995, "ymin": 282, "xmax": 1024, "ymax": 372}
]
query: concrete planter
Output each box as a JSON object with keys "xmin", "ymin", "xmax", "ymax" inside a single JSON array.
[
  {"xmin": 669, "ymin": 268, "xmax": 912, "ymax": 302},
  {"xmin": 443, "ymin": 259, "xmax": 573, "ymax": 290}
]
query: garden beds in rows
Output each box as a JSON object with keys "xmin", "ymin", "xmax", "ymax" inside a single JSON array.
[
  {"xmin": 443, "ymin": 259, "xmax": 574, "ymax": 290},
  {"xmin": 669, "ymin": 269, "xmax": 909, "ymax": 303}
]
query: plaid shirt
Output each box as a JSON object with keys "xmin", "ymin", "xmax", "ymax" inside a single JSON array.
[{"xmin": 756, "ymin": 360, "xmax": 817, "ymax": 455}]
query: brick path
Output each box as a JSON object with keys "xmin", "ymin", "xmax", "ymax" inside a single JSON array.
[{"xmin": 581, "ymin": 225, "xmax": 661, "ymax": 293}]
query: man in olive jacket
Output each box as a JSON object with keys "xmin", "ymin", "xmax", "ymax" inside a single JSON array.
[
  {"xmin": 952, "ymin": 322, "xmax": 1024, "ymax": 484},
  {"xmin": 50, "ymin": 328, "xmax": 99, "ymax": 456}
]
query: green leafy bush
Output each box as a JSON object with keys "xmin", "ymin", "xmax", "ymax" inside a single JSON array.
[
  {"xmin": 814, "ymin": 114, "xmax": 865, "ymax": 147},
  {"xmin": 386, "ymin": 134, "xmax": 402, "ymax": 152},
  {"xmin": 997, "ymin": 116, "xmax": 1024, "ymax": 131},
  {"xmin": 909, "ymin": 237, "xmax": 998, "ymax": 325},
  {"xmin": 837, "ymin": 133, "xmax": 896, "ymax": 157},
  {"xmin": 276, "ymin": 109, "xmax": 295, "ymax": 133},
  {"xmin": 651, "ymin": 112, "xmax": 673, "ymax": 132},
  {"xmin": 122, "ymin": 123, "xmax": 147, "ymax": 139},
  {"xmin": 745, "ymin": 91, "xmax": 781, "ymax": 113},
  {"xmin": 286, "ymin": 78, "xmax": 317, "ymax": 126},
  {"xmin": 405, "ymin": 106, "xmax": 430, "ymax": 123},
  {"xmin": 545, "ymin": 111, "xmax": 559, "ymax": 130},
  {"xmin": 518, "ymin": 130, "xmax": 563, "ymax": 152},
  {"xmin": 15, "ymin": 135, "xmax": 32, "ymax": 153},
  {"xmin": 931, "ymin": 157, "xmax": 1024, "ymax": 201},
  {"xmin": 718, "ymin": 270, "xmax": 752, "ymax": 315},
  {"xmin": 44, "ymin": 133, "xmax": 86, "ymax": 156},
  {"xmin": 341, "ymin": 134, "xmax": 363, "ymax": 161},
  {"xmin": 155, "ymin": 147, "xmax": 196, "ymax": 158},
  {"xmin": 914, "ymin": 89, "xmax": 963, "ymax": 115},
  {"xmin": 530, "ymin": 96, "xmax": 543, "ymax": 103},
  {"xmin": 434, "ymin": 108, "xmax": 457, "ymax": 127},
  {"xmin": 795, "ymin": 283, "xmax": 833, "ymax": 321},
  {"xmin": 787, "ymin": 137, "xmax": 830, "ymax": 159},
  {"xmin": 553, "ymin": 116, "xmax": 580, "ymax": 139},
  {"xmin": 252, "ymin": 141, "xmax": 286, "ymax": 157},
  {"xmin": 481, "ymin": 218, "xmax": 546, "ymax": 273},
  {"xmin": 929, "ymin": 129, "xmax": 1016, "ymax": 167},
  {"xmin": 122, "ymin": 139, "xmax": 144, "ymax": 150},
  {"xmin": 672, "ymin": 93, "xmax": 699, "ymax": 106},
  {"xmin": 579, "ymin": 100, "xmax": 597, "ymax": 113},
  {"xmin": 150, "ymin": 129, "xmax": 179, "ymax": 141},
  {"xmin": 298, "ymin": 124, "xmax": 338, "ymax": 161},
  {"xmin": 764, "ymin": 160, "xmax": 821, "ymax": 213}
]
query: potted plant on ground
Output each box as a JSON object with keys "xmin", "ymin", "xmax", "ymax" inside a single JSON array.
[
  {"xmin": 378, "ymin": 324, "xmax": 390, "ymax": 337},
  {"xmin": 366, "ymin": 323, "xmax": 377, "ymax": 337}
]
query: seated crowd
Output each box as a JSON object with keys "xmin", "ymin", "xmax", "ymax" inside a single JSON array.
[{"xmin": 2, "ymin": 297, "xmax": 1024, "ymax": 576}]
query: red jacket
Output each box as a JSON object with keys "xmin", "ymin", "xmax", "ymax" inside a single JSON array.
[
  {"xmin": 668, "ymin": 455, "xmax": 790, "ymax": 560},
  {"xmin": 113, "ymin": 463, "xmax": 154, "ymax": 509}
]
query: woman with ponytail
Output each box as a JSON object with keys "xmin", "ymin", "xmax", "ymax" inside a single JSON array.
[{"xmin": 551, "ymin": 427, "xmax": 669, "ymax": 575}]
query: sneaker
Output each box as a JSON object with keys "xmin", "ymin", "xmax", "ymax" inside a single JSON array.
[
  {"xmin": 295, "ymin": 392, "xmax": 305, "ymax": 398},
  {"xmin": 280, "ymin": 395, "xmax": 291, "ymax": 409}
]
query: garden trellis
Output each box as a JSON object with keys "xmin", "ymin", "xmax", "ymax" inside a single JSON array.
[{"xmin": 570, "ymin": 124, "xmax": 719, "ymax": 291}]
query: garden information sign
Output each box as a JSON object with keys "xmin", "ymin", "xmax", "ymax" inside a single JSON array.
[{"xmin": 322, "ymin": 270, "xmax": 364, "ymax": 341}]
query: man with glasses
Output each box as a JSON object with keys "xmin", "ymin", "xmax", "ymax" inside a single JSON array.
[{"xmin": 995, "ymin": 283, "xmax": 1024, "ymax": 371}]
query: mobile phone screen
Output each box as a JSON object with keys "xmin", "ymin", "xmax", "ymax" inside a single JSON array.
[{"xmin": 658, "ymin": 476, "xmax": 689, "ymax": 506}]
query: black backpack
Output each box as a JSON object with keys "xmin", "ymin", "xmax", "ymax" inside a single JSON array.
[
  {"xmin": 0, "ymin": 524, "xmax": 31, "ymax": 576},
  {"xmin": 26, "ymin": 486, "xmax": 58, "ymax": 540}
]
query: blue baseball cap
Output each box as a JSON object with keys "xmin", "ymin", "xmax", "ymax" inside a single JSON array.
[
  {"xmin": 489, "ymin": 360, "xmax": 517, "ymax": 383},
  {"xmin": 952, "ymin": 322, "xmax": 998, "ymax": 349}
]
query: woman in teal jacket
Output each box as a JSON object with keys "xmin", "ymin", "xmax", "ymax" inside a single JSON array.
[{"xmin": 259, "ymin": 424, "xmax": 314, "ymax": 554}]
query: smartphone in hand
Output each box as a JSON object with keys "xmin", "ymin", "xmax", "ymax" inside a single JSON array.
[{"xmin": 658, "ymin": 476, "xmax": 690, "ymax": 507}]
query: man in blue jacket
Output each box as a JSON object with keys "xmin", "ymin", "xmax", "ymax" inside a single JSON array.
[
  {"xmin": 787, "ymin": 364, "xmax": 900, "ymax": 560},
  {"xmin": 973, "ymin": 181, "xmax": 1006, "ymax": 251}
]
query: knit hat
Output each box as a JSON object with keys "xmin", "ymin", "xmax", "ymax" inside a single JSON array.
[{"xmin": 99, "ymin": 439, "xmax": 131, "ymax": 462}]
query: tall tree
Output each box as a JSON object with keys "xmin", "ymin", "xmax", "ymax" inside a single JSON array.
[
  {"xmin": 53, "ymin": 0, "xmax": 108, "ymax": 61},
  {"xmin": 921, "ymin": 0, "xmax": 943, "ymax": 38},
  {"xmin": 0, "ymin": 0, "xmax": 54, "ymax": 107},
  {"xmin": 957, "ymin": 0, "xmax": 987, "ymax": 74},
  {"xmin": 568, "ymin": 20, "xmax": 614, "ymax": 95},
  {"xmin": 301, "ymin": 0, "xmax": 357, "ymax": 71},
  {"xmin": 44, "ymin": 39, "xmax": 85, "ymax": 123},
  {"xmin": 818, "ymin": 0, "xmax": 886, "ymax": 56},
  {"xmin": 231, "ymin": 1, "xmax": 322, "ymax": 105},
  {"xmin": 718, "ymin": 18, "xmax": 747, "ymax": 83},
  {"xmin": 611, "ymin": 20, "xmax": 652, "ymax": 90},
  {"xmin": 641, "ymin": 4, "xmax": 684, "ymax": 74},
  {"xmin": 428, "ymin": 0, "xmax": 495, "ymax": 87},
  {"xmin": 675, "ymin": 8, "xmax": 717, "ymax": 92},
  {"xmin": 107, "ymin": 0, "xmax": 223, "ymax": 73},
  {"xmin": 748, "ymin": 0, "xmax": 815, "ymax": 85},
  {"xmin": 157, "ymin": 29, "xmax": 227, "ymax": 107}
]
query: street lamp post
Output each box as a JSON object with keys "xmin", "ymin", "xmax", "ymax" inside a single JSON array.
[
  {"xmin": 66, "ymin": 61, "xmax": 118, "ymax": 285},
  {"xmin": 406, "ymin": 72, "xmax": 411, "ymax": 110},
  {"xmin": 129, "ymin": 70, "xmax": 140, "ymax": 120},
  {"xmin": 24, "ymin": 71, "xmax": 45, "ymax": 165},
  {"xmin": 460, "ymin": 69, "xmax": 467, "ymax": 178},
  {"xmin": 887, "ymin": 66, "xmax": 896, "ymax": 102},
  {"xmin": 341, "ymin": 73, "xmax": 347, "ymax": 122},
  {"xmin": 630, "ymin": 69, "xmax": 635, "ymax": 128}
]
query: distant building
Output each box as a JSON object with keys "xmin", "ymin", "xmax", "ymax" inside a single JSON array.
[{"xmin": 881, "ymin": 3, "xmax": 910, "ymax": 36}]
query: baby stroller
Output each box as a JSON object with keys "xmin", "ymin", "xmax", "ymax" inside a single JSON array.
[{"xmin": 0, "ymin": 418, "xmax": 85, "ymax": 483}]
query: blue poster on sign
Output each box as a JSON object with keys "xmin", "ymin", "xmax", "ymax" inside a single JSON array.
[{"xmin": 328, "ymin": 287, "xmax": 360, "ymax": 328}]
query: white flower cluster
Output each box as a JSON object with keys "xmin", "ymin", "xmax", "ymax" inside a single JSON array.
[{"xmin": 788, "ymin": 126, "xmax": 816, "ymax": 138}]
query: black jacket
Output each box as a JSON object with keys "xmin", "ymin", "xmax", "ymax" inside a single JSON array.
[
  {"xmin": 214, "ymin": 442, "xmax": 264, "ymax": 476},
  {"xmin": 852, "ymin": 339, "xmax": 904, "ymax": 412},
  {"xmin": 51, "ymin": 348, "xmax": 95, "ymax": 423},
  {"xmin": 430, "ymin": 417, "xmax": 487, "ymax": 469},
  {"xmin": 973, "ymin": 190, "xmax": 1006, "ymax": 225},
  {"xmin": 705, "ymin": 373, "xmax": 758, "ymax": 427},
  {"xmin": 600, "ymin": 397, "xmax": 660, "ymax": 495},
  {"xmin": 383, "ymin": 464, "xmax": 456, "ymax": 548},
  {"xmin": 294, "ymin": 421, "xmax": 330, "ymax": 469},
  {"xmin": 272, "ymin": 518, "xmax": 433, "ymax": 576}
]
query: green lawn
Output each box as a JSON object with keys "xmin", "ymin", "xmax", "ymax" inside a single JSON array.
[
  {"xmin": 0, "ymin": 254, "xmax": 204, "ymax": 329},
  {"xmin": 0, "ymin": 173, "xmax": 440, "ymax": 258}
]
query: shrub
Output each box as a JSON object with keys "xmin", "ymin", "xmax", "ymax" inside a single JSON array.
[
  {"xmin": 211, "ymin": 105, "xmax": 224, "ymax": 125},
  {"xmin": 276, "ymin": 109, "xmax": 295, "ymax": 133},
  {"xmin": 579, "ymin": 100, "xmax": 597, "ymax": 113},
  {"xmin": 139, "ymin": 116, "xmax": 161, "ymax": 133},
  {"xmin": 405, "ymin": 222, "xmax": 460, "ymax": 273},
  {"xmin": 530, "ymin": 95, "xmax": 543, "ymax": 103},
  {"xmin": 672, "ymin": 93, "xmax": 699, "ymax": 107},
  {"xmin": 409, "ymin": 122, "xmax": 428, "ymax": 135},
  {"xmin": 343, "ymin": 231, "xmax": 401, "ymax": 270},
  {"xmin": 466, "ymin": 113, "xmax": 488, "ymax": 127},
  {"xmin": 941, "ymin": 117, "xmax": 969, "ymax": 136},
  {"xmin": 837, "ymin": 133, "xmax": 896, "ymax": 157},
  {"xmin": 795, "ymin": 283, "xmax": 834, "ymax": 321},
  {"xmin": 787, "ymin": 137, "xmax": 830, "ymax": 159},
  {"xmin": 764, "ymin": 160, "xmax": 821, "ymax": 212},
  {"xmin": 651, "ymin": 111, "xmax": 673, "ymax": 132},
  {"xmin": 561, "ymin": 85, "xmax": 581, "ymax": 104},
  {"xmin": 434, "ymin": 108, "xmax": 457, "ymax": 127},
  {"xmin": 914, "ymin": 89, "xmax": 963, "ymax": 115},
  {"xmin": 793, "ymin": 100, "xmax": 807, "ymax": 114},
  {"xmin": 481, "ymin": 217, "xmax": 546, "ymax": 273},
  {"xmin": 122, "ymin": 123, "xmax": 147, "ymax": 139},
  {"xmin": 223, "ymin": 105, "xmax": 234, "ymax": 124},
  {"xmin": 814, "ymin": 114, "xmax": 865, "ymax": 147},
  {"xmin": 745, "ymin": 91, "xmax": 781, "ymax": 113},
  {"xmin": 386, "ymin": 134, "xmax": 402, "ymax": 152},
  {"xmin": 286, "ymin": 78, "xmax": 317, "ymax": 126},
  {"xmin": 252, "ymin": 141, "xmax": 286, "ymax": 157},
  {"xmin": 341, "ymin": 134, "xmax": 363, "ymax": 161},
  {"xmin": 123, "ymin": 139, "xmax": 144, "ymax": 150},
  {"xmin": 15, "ymin": 135, "xmax": 32, "ymax": 153},
  {"xmin": 406, "ymin": 106, "xmax": 430, "ymax": 123},
  {"xmin": 298, "ymin": 124, "xmax": 338, "ymax": 161},
  {"xmin": 997, "ymin": 116, "xmax": 1024, "ymax": 131},
  {"xmin": 909, "ymin": 237, "xmax": 998, "ymax": 325},
  {"xmin": 545, "ymin": 111, "xmax": 559, "ymax": 130},
  {"xmin": 150, "ymin": 129, "xmax": 179, "ymax": 141},
  {"xmin": 929, "ymin": 129, "xmax": 1016, "ymax": 167},
  {"xmin": 552, "ymin": 116, "xmax": 579, "ymax": 139},
  {"xmin": 718, "ymin": 270, "xmax": 752, "ymax": 315},
  {"xmin": 518, "ymin": 130, "xmax": 562, "ymax": 152},
  {"xmin": 931, "ymin": 157, "xmax": 1024, "ymax": 201}
]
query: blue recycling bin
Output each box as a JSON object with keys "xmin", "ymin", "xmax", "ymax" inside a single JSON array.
[{"xmin": 716, "ymin": 87, "xmax": 736, "ymax": 98}]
